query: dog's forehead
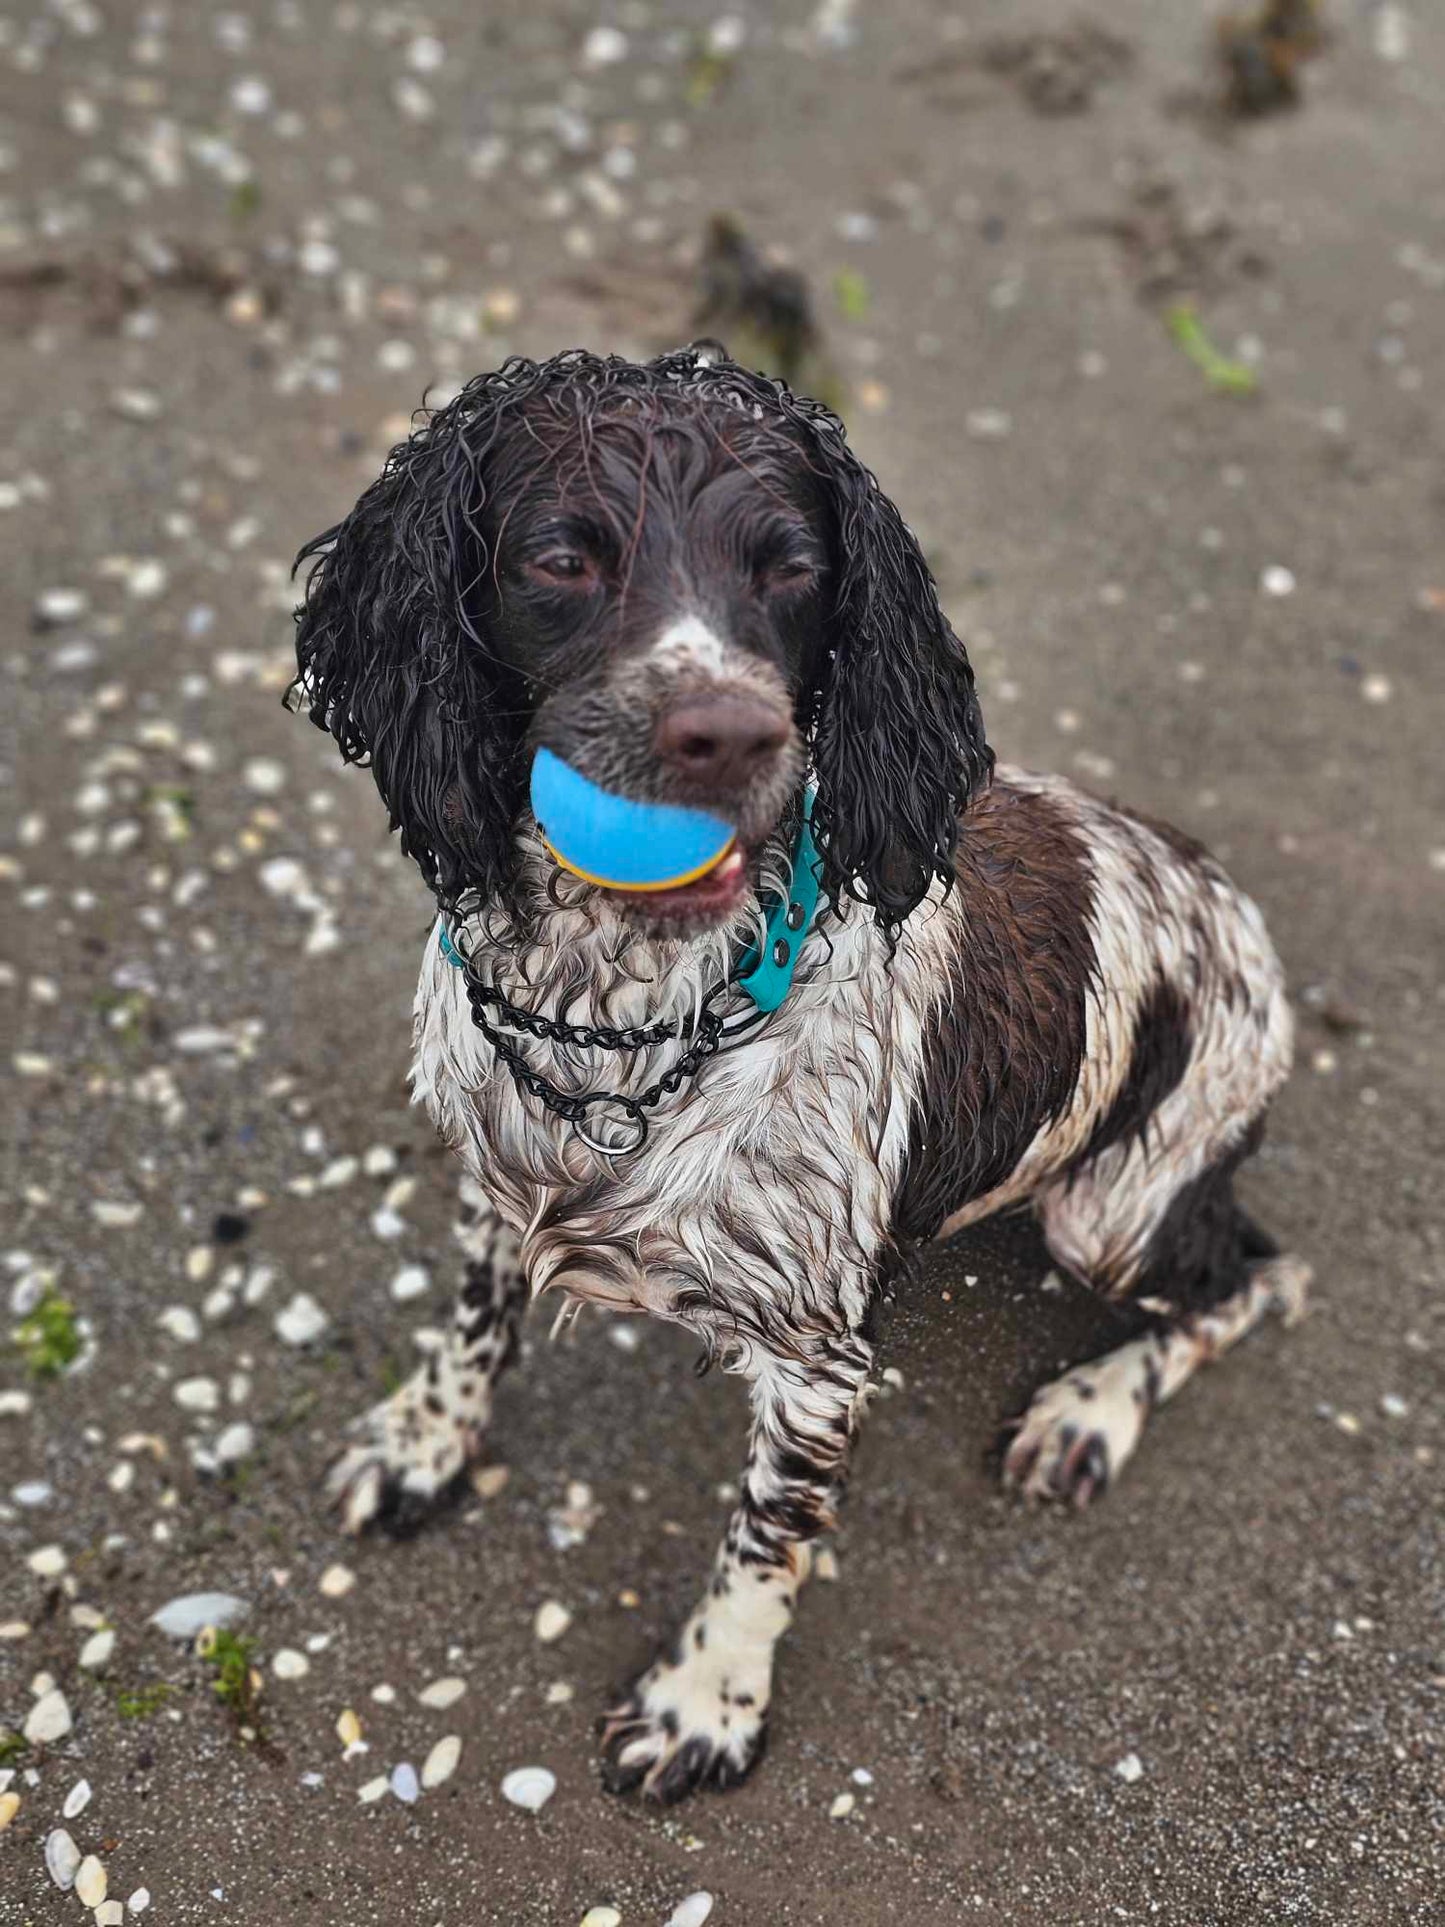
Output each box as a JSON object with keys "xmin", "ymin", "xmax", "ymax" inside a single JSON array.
[{"xmin": 496, "ymin": 394, "xmax": 810, "ymax": 511}]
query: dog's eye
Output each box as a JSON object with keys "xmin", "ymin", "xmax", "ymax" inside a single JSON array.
[
  {"xmin": 759, "ymin": 558, "xmax": 818, "ymax": 595},
  {"xmin": 528, "ymin": 550, "xmax": 596, "ymax": 588}
]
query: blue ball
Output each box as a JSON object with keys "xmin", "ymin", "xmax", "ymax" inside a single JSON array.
[{"xmin": 530, "ymin": 747, "xmax": 736, "ymax": 891}]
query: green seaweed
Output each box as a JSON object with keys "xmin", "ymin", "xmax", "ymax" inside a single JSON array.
[
  {"xmin": 1165, "ymin": 302, "xmax": 1258, "ymax": 393},
  {"xmin": 13, "ymin": 1287, "xmax": 83, "ymax": 1379},
  {"xmin": 115, "ymin": 1682, "xmax": 173, "ymax": 1720}
]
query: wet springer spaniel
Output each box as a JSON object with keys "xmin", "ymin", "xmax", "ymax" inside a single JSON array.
[{"xmin": 290, "ymin": 346, "xmax": 1310, "ymax": 1802}]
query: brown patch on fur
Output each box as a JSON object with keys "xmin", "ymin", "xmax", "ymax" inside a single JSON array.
[{"xmin": 893, "ymin": 780, "xmax": 1097, "ymax": 1243}]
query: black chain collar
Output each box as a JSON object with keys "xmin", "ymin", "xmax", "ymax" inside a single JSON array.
[{"xmin": 452, "ymin": 945, "xmax": 765, "ymax": 1158}]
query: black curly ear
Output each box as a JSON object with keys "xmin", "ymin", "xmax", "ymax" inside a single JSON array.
[
  {"xmin": 289, "ymin": 388, "xmax": 529, "ymax": 916},
  {"xmin": 804, "ymin": 431, "xmax": 993, "ymax": 936}
]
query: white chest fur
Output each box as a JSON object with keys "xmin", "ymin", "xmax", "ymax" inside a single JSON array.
[{"xmin": 409, "ymin": 872, "xmax": 953, "ymax": 1354}]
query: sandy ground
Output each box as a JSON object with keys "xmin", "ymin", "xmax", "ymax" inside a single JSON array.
[{"xmin": 2, "ymin": 2, "xmax": 1443, "ymax": 1923}]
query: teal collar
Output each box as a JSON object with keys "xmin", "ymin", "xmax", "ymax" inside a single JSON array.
[
  {"xmin": 438, "ymin": 789, "xmax": 822, "ymax": 1017},
  {"xmin": 734, "ymin": 789, "xmax": 822, "ymax": 1013}
]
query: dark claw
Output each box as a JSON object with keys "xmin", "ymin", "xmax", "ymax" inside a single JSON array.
[{"xmin": 1046, "ymin": 1423, "xmax": 1080, "ymax": 1496}]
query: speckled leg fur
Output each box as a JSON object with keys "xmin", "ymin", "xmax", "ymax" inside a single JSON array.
[
  {"xmin": 600, "ymin": 1337, "xmax": 872, "ymax": 1802},
  {"xmin": 326, "ymin": 1176, "xmax": 526, "ymax": 1533},
  {"xmin": 1004, "ymin": 1253, "xmax": 1312, "ymax": 1505}
]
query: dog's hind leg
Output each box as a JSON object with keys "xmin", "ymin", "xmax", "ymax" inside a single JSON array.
[
  {"xmin": 1004, "ymin": 1121, "xmax": 1311, "ymax": 1506},
  {"xmin": 326, "ymin": 1172, "xmax": 527, "ymax": 1533},
  {"xmin": 599, "ymin": 1330, "xmax": 873, "ymax": 1802}
]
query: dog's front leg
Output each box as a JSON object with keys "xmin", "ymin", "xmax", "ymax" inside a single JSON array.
[
  {"xmin": 325, "ymin": 1173, "xmax": 527, "ymax": 1532},
  {"xmin": 600, "ymin": 1330, "xmax": 873, "ymax": 1802}
]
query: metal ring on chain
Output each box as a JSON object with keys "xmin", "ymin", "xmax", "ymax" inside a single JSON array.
[
  {"xmin": 571, "ymin": 1098, "xmax": 650, "ymax": 1158},
  {"xmin": 453, "ymin": 940, "xmax": 743, "ymax": 1157}
]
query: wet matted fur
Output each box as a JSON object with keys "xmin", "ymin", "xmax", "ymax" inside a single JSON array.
[{"xmin": 292, "ymin": 346, "xmax": 1309, "ymax": 1803}]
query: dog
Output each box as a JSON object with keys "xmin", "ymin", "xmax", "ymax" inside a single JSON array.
[{"xmin": 290, "ymin": 345, "xmax": 1310, "ymax": 1803}]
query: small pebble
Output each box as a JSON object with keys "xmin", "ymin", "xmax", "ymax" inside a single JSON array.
[
  {"xmin": 272, "ymin": 1648, "xmax": 310, "ymax": 1680},
  {"xmin": 1261, "ymin": 565, "xmax": 1296, "ymax": 597},
  {"xmin": 28, "ymin": 1543, "xmax": 67, "ymax": 1577},
  {"xmin": 129, "ymin": 1891, "xmax": 152, "ymax": 1916},
  {"xmin": 829, "ymin": 1790, "xmax": 855, "ymax": 1818},
  {"xmin": 34, "ymin": 588, "xmax": 90, "ymax": 627},
  {"xmin": 422, "ymin": 1734, "xmax": 462, "ymax": 1789},
  {"xmin": 418, "ymin": 1676, "xmax": 467, "ymax": 1709},
  {"xmin": 501, "ymin": 1765, "xmax": 556, "ymax": 1812},
  {"xmin": 534, "ymin": 1600, "xmax": 572, "ymax": 1644},
  {"xmin": 320, "ymin": 1563, "xmax": 356, "ymax": 1598},
  {"xmin": 582, "ymin": 25, "xmax": 628, "ymax": 65},
  {"xmin": 1380, "ymin": 1393, "xmax": 1409, "ymax": 1419},
  {"xmin": 472, "ymin": 1464, "xmax": 510, "ymax": 1499},
  {"xmin": 1115, "ymin": 1752, "xmax": 1145, "ymax": 1783}
]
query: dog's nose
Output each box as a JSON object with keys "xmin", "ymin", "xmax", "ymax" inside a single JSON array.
[{"xmin": 654, "ymin": 695, "xmax": 790, "ymax": 790}]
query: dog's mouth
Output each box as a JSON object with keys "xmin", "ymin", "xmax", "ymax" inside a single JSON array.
[{"xmin": 606, "ymin": 843, "xmax": 751, "ymax": 926}]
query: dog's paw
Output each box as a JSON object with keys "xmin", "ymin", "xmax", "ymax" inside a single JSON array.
[
  {"xmin": 598, "ymin": 1646, "xmax": 769, "ymax": 1803},
  {"xmin": 1002, "ymin": 1339, "xmax": 1157, "ymax": 1507},
  {"xmin": 324, "ymin": 1366, "xmax": 483, "ymax": 1536}
]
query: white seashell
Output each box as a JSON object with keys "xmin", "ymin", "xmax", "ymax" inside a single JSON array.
[
  {"xmin": 173, "ymin": 1376, "xmax": 220, "ymax": 1412},
  {"xmin": 27, "ymin": 1543, "xmax": 67, "ymax": 1576},
  {"xmin": 389, "ymin": 1263, "xmax": 430, "ymax": 1302},
  {"xmin": 75, "ymin": 1854, "xmax": 108, "ymax": 1906},
  {"xmin": 271, "ymin": 1648, "xmax": 310, "ymax": 1680},
  {"xmin": 274, "ymin": 1293, "xmax": 329, "ymax": 1346},
  {"xmin": 319, "ymin": 1563, "xmax": 355, "ymax": 1598},
  {"xmin": 390, "ymin": 1762, "xmax": 420, "ymax": 1804},
  {"xmin": 581, "ymin": 1910, "xmax": 622, "ymax": 1927},
  {"xmin": 421, "ymin": 1735, "xmax": 462, "ymax": 1789},
  {"xmin": 149, "ymin": 1592, "xmax": 248, "ymax": 1639},
  {"xmin": 214, "ymin": 1422, "xmax": 254, "ymax": 1465},
  {"xmin": 0, "ymin": 1791, "xmax": 19, "ymax": 1831},
  {"xmin": 500, "ymin": 1765, "xmax": 556, "ymax": 1813},
  {"xmin": 158, "ymin": 1305, "xmax": 201, "ymax": 1342},
  {"xmin": 128, "ymin": 1888, "xmax": 152, "ymax": 1913},
  {"xmin": 665, "ymin": 1896, "xmax": 715, "ymax": 1927},
  {"xmin": 45, "ymin": 1827, "xmax": 81, "ymax": 1888},
  {"xmin": 533, "ymin": 1600, "xmax": 572, "ymax": 1644},
  {"xmin": 357, "ymin": 1776, "xmax": 388, "ymax": 1804},
  {"xmin": 829, "ymin": 1790, "xmax": 855, "ymax": 1819},
  {"xmin": 24, "ymin": 1688, "xmax": 73, "ymax": 1744},
  {"xmin": 62, "ymin": 1778, "xmax": 92, "ymax": 1818},
  {"xmin": 417, "ymin": 1676, "xmax": 466, "ymax": 1709},
  {"xmin": 95, "ymin": 1903, "xmax": 125, "ymax": 1925}
]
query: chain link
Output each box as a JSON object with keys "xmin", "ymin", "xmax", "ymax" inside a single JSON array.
[{"xmin": 457, "ymin": 952, "xmax": 752, "ymax": 1156}]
